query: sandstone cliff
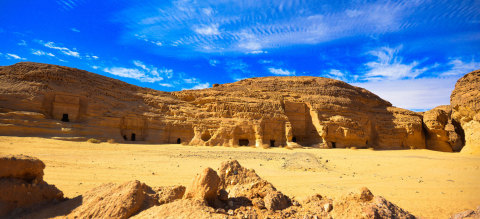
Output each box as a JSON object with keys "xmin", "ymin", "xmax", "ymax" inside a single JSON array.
[
  {"xmin": 451, "ymin": 70, "xmax": 480, "ymax": 154},
  {"xmin": 0, "ymin": 62, "xmax": 477, "ymax": 152}
]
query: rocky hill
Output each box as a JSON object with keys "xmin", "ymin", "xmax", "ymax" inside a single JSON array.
[{"xmin": 0, "ymin": 62, "xmax": 478, "ymax": 153}]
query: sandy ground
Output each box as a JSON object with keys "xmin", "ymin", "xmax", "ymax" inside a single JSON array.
[{"xmin": 0, "ymin": 136, "xmax": 479, "ymax": 218}]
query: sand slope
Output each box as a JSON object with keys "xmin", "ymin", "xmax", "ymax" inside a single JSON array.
[{"xmin": 0, "ymin": 136, "xmax": 479, "ymax": 218}]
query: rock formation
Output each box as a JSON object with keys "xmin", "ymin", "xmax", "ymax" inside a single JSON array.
[
  {"xmin": 423, "ymin": 105, "xmax": 463, "ymax": 152},
  {"xmin": 0, "ymin": 62, "xmax": 432, "ymax": 150},
  {"xmin": 451, "ymin": 70, "xmax": 480, "ymax": 154},
  {"xmin": 0, "ymin": 155, "xmax": 64, "ymax": 217}
]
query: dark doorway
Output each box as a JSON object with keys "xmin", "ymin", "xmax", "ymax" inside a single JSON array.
[
  {"xmin": 292, "ymin": 136, "xmax": 297, "ymax": 142},
  {"xmin": 131, "ymin": 133, "xmax": 136, "ymax": 141},
  {"xmin": 61, "ymin": 114, "xmax": 69, "ymax": 122},
  {"xmin": 332, "ymin": 142, "xmax": 336, "ymax": 148},
  {"xmin": 177, "ymin": 138, "xmax": 181, "ymax": 144},
  {"xmin": 270, "ymin": 140, "xmax": 275, "ymax": 147},
  {"xmin": 239, "ymin": 139, "xmax": 249, "ymax": 146},
  {"xmin": 123, "ymin": 135, "xmax": 127, "ymax": 141}
]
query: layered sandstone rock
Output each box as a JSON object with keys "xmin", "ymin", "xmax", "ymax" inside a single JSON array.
[
  {"xmin": 424, "ymin": 105, "xmax": 463, "ymax": 152},
  {"xmin": 451, "ymin": 70, "xmax": 480, "ymax": 154},
  {"xmin": 0, "ymin": 62, "xmax": 431, "ymax": 150},
  {"xmin": 0, "ymin": 155, "xmax": 63, "ymax": 217}
]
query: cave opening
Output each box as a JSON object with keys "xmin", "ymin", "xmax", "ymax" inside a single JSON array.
[
  {"xmin": 61, "ymin": 114, "xmax": 69, "ymax": 122},
  {"xmin": 292, "ymin": 136, "xmax": 297, "ymax": 142},
  {"xmin": 131, "ymin": 133, "xmax": 136, "ymax": 141},
  {"xmin": 177, "ymin": 138, "xmax": 181, "ymax": 144},
  {"xmin": 332, "ymin": 142, "xmax": 336, "ymax": 148},
  {"xmin": 270, "ymin": 140, "xmax": 276, "ymax": 147},
  {"xmin": 239, "ymin": 139, "xmax": 249, "ymax": 146},
  {"xmin": 123, "ymin": 135, "xmax": 127, "ymax": 141}
]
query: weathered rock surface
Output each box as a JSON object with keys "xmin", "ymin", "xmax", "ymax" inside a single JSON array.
[
  {"xmin": 424, "ymin": 105, "xmax": 463, "ymax": 152},
  {"xmin": 331, "ymin": 187, "xmax": 416, "ymax": 219},
  {"xmin": 0, "ymin": 62, "xmax": 431, "ymax": 150},
  {"xmin": 0, "ymin": 155, "xmax": 63, "ymax": 217},
  {"xmin": 451, "ymin": 70, "xmax": 480, "ymax": 154},
  {"xmin": 451, "ymin": 205, "xmax": 480, "ymax": 219},
  {"xmin": 4, "ymin": 156, "xmax": 417, "ymax": 218},
  {"xmin": 63, "ymin": 180, "xmax": 157, "ymax": 218},
  {"xmin": 184, "ymin": 167, "xmax": 220, "ymax": 205}
]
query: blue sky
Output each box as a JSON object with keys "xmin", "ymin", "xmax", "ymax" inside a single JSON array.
[{"xmin": 0, "ymin": 0, "xmax": 479, "ymax": 111}]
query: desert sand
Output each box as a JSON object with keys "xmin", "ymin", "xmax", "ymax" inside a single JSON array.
[{"xmin": 1, "ymin": 136, "xmax": 479, "ymax": 218}]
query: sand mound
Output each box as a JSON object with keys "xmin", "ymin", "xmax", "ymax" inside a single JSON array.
[
  {"xmin": 132, "ymin": 199, "xmax": 222, "ymax": 219},
  {"xmin": 0, "ymin": 155, "xmax": 63, "ymax": 217}
]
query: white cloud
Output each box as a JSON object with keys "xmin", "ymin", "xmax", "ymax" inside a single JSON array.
[
  {"xmin": 352, "ymin": 77, "xmax": 460, "ymax": 110},
  {"xmin": 184, "ymin": 78, "xmax": 200, "ymax": 84},
  {"xmin": 32, "ymin": 50, "xmax": 55, "ymax": 57},
  {"xmin": 440, "ymin": 58, "xmax": 480, "ymax": 76},
  {"xmin": 5, "ymin": 53, "xmax": 26, "ymax": 60},
  {"xmin": 209, "ymin": 59, "xmax": 219, "ymax": 66},
  {"xmin": 18, "ymin": 40, "xmax": 27, "ymax": 46},
  {"xmin": 189, "ymin": 82, "xmax": 210, "ymax": 90},
  {"xmin": 44, "ymin": 41, "xmax": 80, "ymax": 58},
  {"xmin": 159, "ymin": 83, "xmax": 174, "ymax": 87},
  {"xmin": 71, "ymin": 28, "xmax": 80, "ymax": 32},
  {"xmin": 91, "ymin": 65, "xmax": 99, "ymax": 69},
  {"xmin": 193, "ymin": 24, "xmax": 220, "ymax": 35},
  {"xmin": 103, "ymin": 60, "xmax": 174, "ymax": 83},
  {"xmin": 268, "ymin": 67, "xmax": 296, "ymax": 76},
  {"xmin": 364, "ymin": 46, "xmax": 427, "ymax": 80},
  {"xmin": 325, "ymin": 69, "xmax": 347, "ymax": 80}
]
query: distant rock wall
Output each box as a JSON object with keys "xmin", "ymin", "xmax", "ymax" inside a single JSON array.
[{"xmin": 0, "ymin": 62, "xmax": 478, "ymax": 152}]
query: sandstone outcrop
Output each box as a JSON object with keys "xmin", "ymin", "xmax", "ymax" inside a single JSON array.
[
  {"xmin": 184, "ymin": 167, "xmax": 220, "ymax": 205},
  {"xmin": 0, "ymin": 62, "xmax": 434, "ymax": 151},
  {"xmin": 451, "ymin": 70, "xmax": 480, "ymax": 154},
  {"xmin": 423, "ymin": 105, "xmax": 463, "ymax": 152},
  {"xmin": 0, "ymin": 155, "xmax": 63, "ymax": 217},
  {"xmin": 4, "ymin": 156, "xmax": 417, "ymax": 218}
]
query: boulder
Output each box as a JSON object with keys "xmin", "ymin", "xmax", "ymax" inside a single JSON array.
[
  {"xmin": 264, "ymin": 191, "xmax": 291, "ymax": 211},
  {"xmin": 332, "ymin": 187, "xmax": 415, "ymax": 219},
  {"xmin": 64, "ymin": 181, "xmax": 157, "ymax": 219},
  {"xmin": 0, "ymin": 154, "xmax": 45, "ymax": 181},
  {"xmin": 0, "ymin": 155, "xmax": 63, "ymax": 217},
  {"xmin": 184, "ymin": 168, "xmax": 220, "ymax": 205}
]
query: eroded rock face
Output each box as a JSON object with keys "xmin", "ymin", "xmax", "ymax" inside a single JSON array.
[
  {"xmin": 0, "ymin": 62, "xmax": 431, "ymax": 150},
  {"xmin": 64, "ymin": 181, "xmax": 157, "ymax": 219},
  {"xmin": 424, "ymin": 106, "xmax": 463, "ymax": 152},
  {"xmin": 331, "ymin": 187, "xmax": 415, "ymax": 219},
  {"xmin": 184, "ymin": 167, "xmax": 220, "ymax": 205},
  {"xmin": 451, "ymin": 70, "xmax": 480, "ymax": 154},
  {"xmin": 0, "ymin": 155, "xmax": 63, "ymax": 217}
]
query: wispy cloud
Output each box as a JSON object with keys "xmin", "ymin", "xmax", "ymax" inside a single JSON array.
[
  {"xmin": 32, "ymin": 49, "xmax": 55, "ymax": 57},
  {"xmin": 43, "ymin": 41, "xmax": 80, "ymax": 58},
  {"xmin": 70, "ymin": 28, "xmax": 80, "ymax": 32},
  {"xmin": 268, "ymin": 67, "xmax": 295, "ymax": 76},
  {"xmin": 186, "ymin": 82, "xmax": 210, "ymax": 90},
  {"xmin": 353, "ymin": 77, "xmax": 459, "ymax": 110},
  {"xmin": 56, "ymin": 0, "xmax": 82, "ymax": 11},
  {"xmin": 363, "ymin": 45, "xmax": 428, "ymax": 81},
  {"xmin": 18, "ymin": 40, "xmax": 27, "ymax": 46},
  {"xmin": 209, "ymin": 59, "xmax": 219, "ymax": 66},
  {"xmin": 103, "ymin": 60, "xmax": 173, "ymax": 83},
  {"xmin": 440, "ymin": 58, "xmax": 480, "ymax": 76},
  {"xmin": 324, "ymin": 69, "xmax": 347, "ymax": 81},
  {"xmin": 3, "ymin": 53, "xmax": 26, "ymax": 60},
  {"xmin": 117, "ymin": 0, "xmax": 479, "ymax": 55},
  {"xmin": 193, "ymin": 24, "xmax": 220, "ymax": 35}
]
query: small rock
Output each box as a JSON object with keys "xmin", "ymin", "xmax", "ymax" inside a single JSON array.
[
  {"xmin": 264, "ymin": 191, "xmax": 291, "ymax": 211},
  {"xmin": 324, "ymin": 203, "xmax": 333, "ymax": 212},
  {"xmin": 228, "ymin": 209, "xmax": 234, "ymax": 215}
]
